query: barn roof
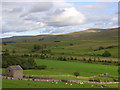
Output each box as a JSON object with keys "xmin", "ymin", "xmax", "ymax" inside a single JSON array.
[{"xmin": 8, "ymin": 65, "xmax": 23, "ymax": 70}]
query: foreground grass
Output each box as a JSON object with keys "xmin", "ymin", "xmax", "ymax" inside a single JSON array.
[
  {"xmin": 37, "ymin": 76, "xmax": 89, "ymax": 81},
  {"xmin": 2, "ymin": 79, "xmax": 118, "ymax": 88}
]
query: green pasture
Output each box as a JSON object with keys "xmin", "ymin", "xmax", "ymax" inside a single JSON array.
[
  {"xmin": 30, "ymin": 59, "xmax": 118, "ymax": 77},
  {"xmin": 3, "ymin": 39, "xmax": 118, "ymax": 58},
  {"xmin": 2, "ymin": 58, "xmax": 118, "ymax": 77}
]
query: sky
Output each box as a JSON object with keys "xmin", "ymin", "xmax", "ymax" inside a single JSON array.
[{"xmin": 0, "ymin": 0, "xmax": 118, "ymax": 38}]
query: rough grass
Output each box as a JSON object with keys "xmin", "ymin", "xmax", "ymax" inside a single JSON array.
[{"xmin": 2, "ymin": 28, "xmax": 118, "ymax": 58}]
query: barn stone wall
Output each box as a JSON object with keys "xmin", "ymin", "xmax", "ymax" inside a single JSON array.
[
  {"xmin": 13, "ymin": 70, "xmax": 23, "ymax": 79},
  {"xmin": 6, "ymin": 67, "xmax": 14, "ymax": 77}
]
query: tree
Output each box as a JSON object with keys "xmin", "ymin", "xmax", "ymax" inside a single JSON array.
[
  {"xmin": 12, "ymin": 49, "xmax": 16, "ymax": 53},
  {"xmin": 36, "ymin": 65, "xmax": 47, "ymax": 69},
  {"xmin": 83, "ymin": 58, "xmax": 86, "ymax": 61},
  {"xmin": 70, "ymin": 43, "xmax": 73, "ymax": 46},
  {"xmin": 63, "ymin": 57, "xmax": 67, "ymax": 61},
  {"xmin": 3, "ymin": 42, "xmax": 7, "ymax": 45},
  {"xmin": 93, "ymin": 57, "xmax": 96, "ymax": 62},
  {"xmin": 2, "ymin": 55, "xmax": 37, "ymax": 69},
  {"xmin": 70, "ymin": 57, "xmax": 74, "ymax": 60},
  {"xmin": 102, "ymin": 51, "xmax": 111, "ymax": 57},
  {"xmin": 118, "ymin": 69, "xmax": 120, "ymax": 74},
  {"xmin": 74, "ymin": 72, "xmax": 80, "ymax": 77},
  {"xmin": 3, "ymin": 49, "xmax": 9, "ymax": 55},
  {"xmin": 99, "ymin": 46, "xmax": 104, "ymax": 50},
  {"xmin": 88, "ymin": 58, "xmax": 92, "ymax": 63},
  {"xmin": 74, "ymin": 57, "xmax": 77, "ymax": 60},
  {"xmin": 34, "ymin": 44, "xmax": 41, "ymax": 50}
]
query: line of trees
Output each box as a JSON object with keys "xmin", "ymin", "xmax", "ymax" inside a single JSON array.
[
  {"xmin": 2, "ymin": 55, "xmax": 47, "ymax": 70},
  {"xmin": 21, "ymin": 53, "xmax": 118, "ymax": 66},
  {"xmin": 81, "ymin": 58, "xmax": 118, "ymax": 66},
  {"xmin": 94, "ymin": 45, "xmax": 118, "ymax": 51}
]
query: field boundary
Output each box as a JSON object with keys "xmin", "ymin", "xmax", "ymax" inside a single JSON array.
[
  {"xmin": 24, "ymin": 74, "xmax": 119, "ymax": 79},
  {"xmin": 1, "ymin": 75, "xmax": 119, "ymax": 85},
  {"xmin": 24, "ymin": 74, "xmax": 99, "ymax": 79}
]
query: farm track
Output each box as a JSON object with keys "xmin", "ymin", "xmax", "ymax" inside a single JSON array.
[
  {"xmin": 24, "ymin": 74, "xmax": 119, "ymax": 79},
  {"xmin": 24, "ymin": 75, "xmax": 99, "ymax": 79}
]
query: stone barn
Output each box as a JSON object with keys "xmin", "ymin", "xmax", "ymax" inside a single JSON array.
[{"xmin": 6, "ymin": 65, "xmax": 23, "ymax": 80}]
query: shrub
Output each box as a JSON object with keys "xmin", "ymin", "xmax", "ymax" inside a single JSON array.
[
  {"xmin": 89, "ymin": 78, "xmax": 94, "ymax": 82},
  {"xmin": 94, "ymin": 79, "xmax": 100, "ymax": 82},
  {"xmin": 113, "ymin": 78, "xmax": 118, "ymax": 82},
  {"xmin": 3, "ymin": 42, "xmax": 7, "ymax": 45},
  {"xmin": 12, "ymin": 49, "xmax": 16, "ymax": 53},
  {"xmin": 36, "ymin": 65, "xmax": 47, "ymax": 69},
  {"xmin": 54, "ymin": 41, "xmax": 60, "ymax": 42},
  {"xmin": 2, "ymin": 49, "xmax": 9, "ymax": 55},
  {"xmin": 2, "ymin": 55, "xmax": 37, "ymax": 69},
  {"xmin": 74, "ymin": 57, "xmax": 77, "ymax": 60},
  {"xmin": 102, "ymin": 51, "xmax": 111, "ymax": 57},
  {"xmin": 74, "ymin": 72, "xmax": 80, "ymax": 77},
  {"xmin": 88, "ymin": 58, "xmax": 92, "ymax": 62},
  {"xmin": 118, "ymin": 69, "xmax": 120, "ymax": 74},
  {"xmin": 99, "ymin": 46, "xmax": 104, "ymax": 50},
  {"xmin": 69, "ymin": 43, "xmax": 73, "ymax": 46},
  {"xmin": 83, "ymin": 58, "xmax": 86, "ymax": 61},
  {"xmin": 70, "ymin": 57, "xmax": 74, "ymax": 60}
]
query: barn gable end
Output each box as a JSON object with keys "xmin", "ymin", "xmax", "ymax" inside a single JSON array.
[{"xmin": 6, "ymin": 65, "xmax": 23, "ymax": 80}]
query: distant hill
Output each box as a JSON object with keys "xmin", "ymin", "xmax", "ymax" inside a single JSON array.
[
  {"xmin": 2, "ymin": 36, "xmax": 32, "ymax": 41},
  {"xmin": 2, "ymin": 27, "xmax": 119, "ymax": 42}
]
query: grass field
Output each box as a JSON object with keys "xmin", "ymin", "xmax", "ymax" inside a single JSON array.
[
  {"xmin": 23, "ymin": 59, "xmax": 118, "ymax": 77},
  {"xmin": 2, "ymin": 40, "xmax": 118, "ymax": 58},
  {"xmin": 2, "ymin": 79, "xmax": 118, "ymax": 88},
  {"xmin": 2, "ymin": 58, "xmax": 118, "ymax": 77}
]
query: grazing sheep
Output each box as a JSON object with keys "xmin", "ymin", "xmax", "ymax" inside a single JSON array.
[
  {"xmin": 65, "ymin": 83, "xmax": 68, "ymax": 85},
  {"xmin": 91, "ymin": 85, "xmax": 94, "ymax": 87},
  {"xmin": 80, "ymin": 82, "xmax": 84, "ymax": 84}
]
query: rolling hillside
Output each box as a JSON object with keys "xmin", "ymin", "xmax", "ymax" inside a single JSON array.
[{"xmin": 2, "ymin": 27, "xmax": 119, "ymax": 58}]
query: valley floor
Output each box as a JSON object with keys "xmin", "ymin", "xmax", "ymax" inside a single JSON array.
[{"xmin": 1, "ymin": 59, "xmax": 119, "ymax": 88}]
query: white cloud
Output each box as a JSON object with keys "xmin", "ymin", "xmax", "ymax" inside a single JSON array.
[
  {"xmin": 112, "ymin": 17, "xmax": 118, "ymax": 22},
  {"xmin": 1, "ymin": 1, "xmax": 118, "ymax": 38},
  {"xmin": 0, "ymin": 32, "xmax": 21, "ymax": 38},
  {"xmin": 30, "ymin": 2, "xmax": 53, "ymax": 13},
  {"xmin": 2, "ymin": 2, "xmax": 46, "ymax": 33},
  {"xmin": 75, "ymin": 2, "xmax": 118, "ymax": 28},
  {"xmin": 53, "ymin": 0, "xmax": 73, "ymax": 8},
  {"xmin": 2, "ymin": 0, "xmax": 119, "ymax": 2},
  {"xmin": 0, "ymin": 4, "xmax": 2, "ymax": 33},
  {"xmin": 2, "ymin": 19, "xmax": 46, "ymax": 33},
  {"xmin": 3, "ymin": 32, "xmax": 21, "ymax": 35},
  {"xmin": 47, "ymin": 7, "xmax": 85, "ymax": 26}
]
